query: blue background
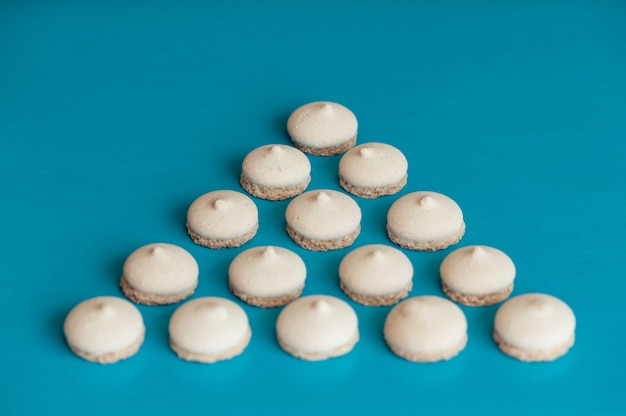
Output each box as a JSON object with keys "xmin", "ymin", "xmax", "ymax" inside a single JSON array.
[{"xmin": 1, "ymin": 1, "xmax": 625, "ymax": 414}]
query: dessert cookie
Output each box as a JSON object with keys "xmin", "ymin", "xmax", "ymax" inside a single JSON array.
[
  {"xmin": 276, "ymin": 295, "xmax": 359, "ymax": 361},
  {"xmin": 229, "ymin": 246, "xmax": 306, "ymax": 308},
  {"xmin": 120, "ymin": 243, "xmax": 199, "ymax": 305},
  {"xmin": 287, "ymin": 101, "xmax": 358, "ymax": 156},
  {"xmin": 384, "ymin": 296, "xmax": 468, "ymax": 362},
  {"xmin": 169, "ymin": 297, "xmax": 252, "ymax": 363},
  {"xmin": 187, "ymin": 190, "xmax": 258, "ymax": 249},
  {"xmin": 387, "ymin": 191, "xmax": 465, "ymax": 251},
  {"xmin": 64, "ymin": 296, "xmax": 145, "ymax": 364},
  {"xmin": 240, "ymin": 144, "xmax": 311, "ymax": 200},
  {"xmin": 338, "ymin": 142, "xmax": 408, "ymax": 198},
  {"xmin": 339, "ymin": 244, "xmax": 413, "ymax": 306},
  {"xmin": 493, "ymin": 293, "xmax": 576, "ymax": 362},
  {"xmin": 440, "ymin": 245, "xmax": 515, "ymax": 306},
  {"xmin": 285, "ymin": 189, "xmax": 361, "ymax": 251}
]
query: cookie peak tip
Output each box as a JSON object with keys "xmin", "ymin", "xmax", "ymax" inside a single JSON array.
[{"xmin": 418, "ymin": 194, "xmax": 437, "ymax": 208}]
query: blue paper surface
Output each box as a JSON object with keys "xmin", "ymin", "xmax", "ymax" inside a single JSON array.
[{"xmin": 1, "ymin": 1, "xmax": 625, "ymax": 414}]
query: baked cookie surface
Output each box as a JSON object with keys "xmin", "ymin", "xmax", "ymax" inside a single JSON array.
[
  {"xmin": 387, "ymin": 191, "xmax": 465, "ymax": 251},
  {"xmin": 276, "ymin": 295, "xmax": 359, "ymax": 361},
  {"xmin": 240, "ymin": 144, "xmax": 311, "ymax": 200},
  {"xmin": 338, "ymin": 142, "xmax": 408, "ymax": 198},
  {"xmin": 120, "ymin": 243, "xmax": 199, "ymax": 305},
  {"xmin": 187, "ymin": 190, "xmax": 258, "ymax": 248},
  {"xmin": 64, "ymin": 296, "xmax": 145, "ymax": 364},
  {"xmin": 493, "ymin": 293, "xmax": 575, "ymax": 362},
  {"xmin": 169, "ymin": 297, "xmax": 252, "ymax": 363},
  {"xmin": 384, "ymin": 296, "xmax": 468, "ymax": 362},
  {"xmin": 228, "ymin": 245, "xmax": 306, "ymax": 308},
  {"xmin": 440, "ymin": 245, "xmax": 515, "ymax": 306},
  {"xmin": 285, "ymin": 189, "xmax": 361, "ymax": 251},
  {"xmin": 287, "ymin": 101, "xmax": 358, "ymax": 156},
  {"xmin": 339, "ymin": 244, "xmax": 413, "ymax": 306}
]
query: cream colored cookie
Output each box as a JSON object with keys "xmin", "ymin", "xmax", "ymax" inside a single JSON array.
[
  {"xmin": 120, "ymin": 243, "xmax": 199, "ymax": 305},
  {"xmin": 338, "ymin": 142, "xmax": 408, "ymax": 198},
  {"xmin": 169, "ymin": 297, "xmax": 252, "ymax": 363},
  {"xmin": 387, "ymin": 191, "xmax": 465, "ymax": 251},
  {"xmin": 228, "ymin": 246, "xmax": 306, "ymax": 307},
  {"xmin": 187, "ymin": 190, "xmax": 258, "ymax": 249},
  {"xmin": 440, "ymin": 245, "xmax": 515, "ymax": 306},
  {"xmin": 493, "ymin": 293, "xmax": 576, "ymax": 362},
  {"xmin": 240, "ymin": 144, "xmax": 311, "ymax": 200},
  {"xmin": 287, "ymin": 101, "xmax": 358, "ymax": 156},
  {"xmin": 384, "ymin": 296, "xmax": 468, "ymax": 362},
  {"xmin": 339, "ymin": 244, "xmax": 413, "ymax": 306},
  {"xmin": 276, "ymin": 295, "xmax": 359, "ymax": 361},
  {"xmin": 64, "ymin": 296, "xmax": 145, "ymax": 364},
  {"xmin": 285, "ymin": 189, "xmax": 361, "ymax": 251}
]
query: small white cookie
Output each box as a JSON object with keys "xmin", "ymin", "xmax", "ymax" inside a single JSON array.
[
  {"xmin": 276, "ymin": 295, "xmax": 359, "ymax": 361},
  {"xmin": 229, "ymin": 246, "xmax": 306, "ymax": 307},
  {"xmin": 64, "ymin": 296, "xmax": 145, "ymax": 364},
  {"xmin": 387, "ymin": 191, "xmax": 465, "ymax": 251},
  {"xmin": 339, "ymin": 244, "xmax": 413, "ymax": 306},
  {"xmin": 384, "ymin": 296, "xmax": 468, "ymax": 362},
  {"xmin": 120, "ymin": 243, "xmax": 199, "ymax": 305},
  {"xmin": 440, "ymin": 245, "xmax": 515, "ymax": 306},
  {"xmin": 187, "ymin": 190, "xmax": 258, "ymax": 248},
  {"xmin": 169, "ymin": 297, "xmax": 252, "ymax": 363},
  {"xmin": 493, "ymin": 293, "xmax": 576, "ymax": 362},
  {"xmin": 285, "ymin": 189, "xmax": 361, "ymax": 251},
  {"xmin": 287, "ymin": 101, "xmax": 358, "ymax": 156},
  {"xmin": 240, "ymin": 144, "xmax": 311, "ymax": 200},
  {"xmin": 338, "ymin": 142, "xmax": 408, "ymax": 198}
]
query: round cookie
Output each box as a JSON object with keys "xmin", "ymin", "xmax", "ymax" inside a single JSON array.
[
  {"xmin": 120, "ymin": 243, "xmax": 199, "ymax": 305},
  {"xmin": 276, "ymin": 295, "xmax": 359, "ymax": 361},
  {"xmin": 493, "ymin": 293, "xmax": 576, "ymax": 362},
  {"xmin": 338, "ymin": 142, "xmax": 408, "ymax": 198},
  {"xmin": 187, "ymin": 190, "xmax": 258, "ymax": 249},
  {"xmin": 64, "ymin": 296, "xmax": 145, "ymax": 364},
  {"xmin": 240, "ymin": 144, "xmax": 311, "ymax": 200},
  {"xmin": 384, "ymin": 296, "xmax": 468, "ymax": 362},
  {"xmin": 339, "ymin": 244, "xmax": 413, "ymax": 306},
  {"xmin": 229, "ymin": 246, "xmax": 307, "ymax": 308},
  {"xmin": 387, "ymin": 191, "xmax": 465, "ymax": 251},
  {"xmin": 287, "ymin": 101, "xmax": 358, "ymax": 156},
  {"xmin": 285, "ymin": 189, "xmax": 361, "ymax": 251},
  {"xmin": 440, "ymin": 245, "xmax": 515, "ymax": 306},
  {"xmin": 169, "ymin": 297, "xmax": 252, "ymax": 363}
]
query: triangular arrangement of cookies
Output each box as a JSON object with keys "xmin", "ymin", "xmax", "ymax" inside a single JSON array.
[{"xmin": 64, "ymin": 101, "xmax": 576, "ymax": 364}]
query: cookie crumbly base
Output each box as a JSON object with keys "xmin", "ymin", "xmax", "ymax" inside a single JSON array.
[
  {"xmin": 291, "ymin": 136, "xmax": 356, "ymax": 156},
  {"xmin": 442, "ymin": 282, "xmax": 513, "ymax": 307},
  {"xmin": 493, "ymin": 330, "xmax": 575, "ymax": 362},
  {"xmin": 386, "ymin": 334, "xmax": 467, "ymax": 362},
  {"xmin": 278, "ymin": 331, "xmax": 359, "ymax": 361},
  {"xmin": 186, "ymin": 223, "xmax": 258, "ymax": 249},
  {"xmin": 229, "ymin": 281, "xmax": 303, "ymax": 308},
  {"xmin": 240, "ymin": 173, "xmax": 310, "ymax": 201},
  {"xmin": 68, "ymin": 332, "xmax": 145, "ymax": 364},
  {"xmin": 387, "ymin": 223, "xmax": 465, "ymax": 251},
  {"xmin": 340, "ymin": 281, "xmax": 412, "ymax": 306},
  {"xmin": 339, "ymin": 174, "xmax": 407, "ymax": 199},
  {"xmin": 170, "ymin": 328, "xmax": 252, "ymax": 364},
  {"xmin": 286, "ymin": 224, "xmax": 360, "ymax": 251},
  {"xmin": 120, "ymin": 276, "xmax": 196, "ymax": 306}
]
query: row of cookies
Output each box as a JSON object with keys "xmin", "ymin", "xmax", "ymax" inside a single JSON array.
[
  {"xmin": 185, "ymin": 188, "xmax": 466, "ymax": 253},
  {"xmin": 64, "ymin": 291, "xmax": 575, "ymax": 364},
  {"xmin": 241, "ymin": 141, "xmax": 409, "ymax": 202}
]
